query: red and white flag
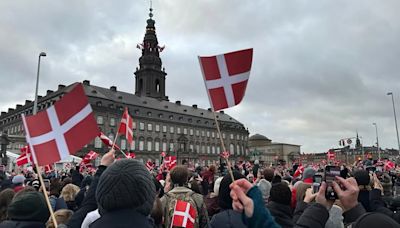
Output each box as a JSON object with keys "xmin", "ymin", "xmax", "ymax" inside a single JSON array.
[
  {"xmin": 163, "ymin": 156, "xmax": 177, "ymax": 170},
  {"xmin": 98, "ymin": 132, "xmax": 120, "ymax": 150},
  {"xmin": 16, "ymin": 151, "xmax": 32, "ymax": 166},
  {"xmin": 171, "ymin": 200, "xmax": 197, "ymax": 228},
  {"xmin": 220, "ymin": 151, "xmax": 230, "ymax": 159},
  {"xmin": 21, "ymin": 83, "xmax": 100, "ymax": 166},
  {"xmin": 126, "ymin": 152, "xmax": 136, "ymax": 159},
  {"xmin": 83, "ymin": 150, "xmax": 98, "ymax": 163},
  {"xmin": 146, "ymin": 160, "xmax": 155, "ymax": 171},
  {"xmin": 199, "ymin": 48, "xmax": 253, "ymax": 111},
  {"xmin": 44, "ymin": 164, "xmax": 53, "ymax": 174},
  {"xmin": 160, "ymin": 151, "xmax": 166, "ymax": 157},
  {"xmin": 293, "ymin": 165, "xmax": 305, "ymax": 178},
  {"xmin": 118, "ymin": 107, "xmax": 134, "ymax": 145},
  {"xmin": 385, "ymin": 160, "xmax": 395, "ymax": 171},
  {"xmin": 327, "ymin": 150, "xmax": 335, "ymax": 160}
]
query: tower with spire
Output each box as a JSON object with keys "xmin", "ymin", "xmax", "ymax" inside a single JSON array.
[{"xmin": 134, "ymin": 5, "xmax": 168, "ymax": 100}]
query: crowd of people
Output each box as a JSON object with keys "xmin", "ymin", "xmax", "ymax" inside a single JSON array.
[{"xmin": 1, "ymin": 149, "xmax": 400, "ymax": 228}]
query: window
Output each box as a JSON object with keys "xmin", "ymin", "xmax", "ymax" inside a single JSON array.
[
  {"xmin": 147, "ymin": 123, "xmax": 153, "ymax": 131},
  {"xmin": 196, "ymin": 144, "xmax": 200, "ymax": 153},
  {"xmin": 162, "ymin": 141, "xmax": 167, "ymax": 151},
  {"xmin": 222, "ymin": 133, "xmax": 226, "ymax": 139},
  {"xmin": 169, "ymin": 143, "xmax": 174, "ymax": 151},
  {"xmin": 202, "ymin": 145, "xmax": 205, "ymax": 154},
  {"xmin": 207, "ymin": 145, "xmax": 210, "ymax": 154},
  {"xmin": 97, "ymin": 116, "xmax": 103, "ymax": 124},
  {"xmin": 212, "ymin": 132, "xmax": 215, "ymax": 138},
  {"xmin": 131, "ymin": 139, "xmax": 135, "ymax": 150},
  {"xmin": 155, "ymin": 141, "xmax": 160, "ymax": 151},
  {"xmin": 237, "ymin": 134, "xmax": 240, "ymax": 140},
  {"xmin": 177, "ymin": 127, "xmax": 181, "ymax": 134},
  {"xmin": 162, "ymin": 125, "xmax": 167, "ymax": 133},
  {"xmin": 201, "ymin": 131, "xmax": 205, "ymax": 137},
  {"xmin": 230, "ymin": 134, "xmax": 234, "ymax": 140},
  {"xmin": 139, "ymin": 138, "xmax": 144, "ymax": 151},
  {"xmin": 169, "ymin": 115, "xmax": 173, "ymax": 120},
  {"xmin": 139, "ymin": 122, "xmax": 145, "ymax": 130},
  {"xmin": 230, "ymin": 143, "xmax": 235, "ymax": 155},
  {"xmin": 212, "ymin": 146, "xmax": 215, "ymax": 154},
  {"xmin": 190, "ymin": 143, "xmax": 194, "ymax": 152},
  {"xmin": 196, "ymin": 130, "xmax": 200, "ymax": 136},
  {"xmin": 147, "ymin": 140, "xmax": 152, "ymax": 151},
  {"xmin": 94, "ymin": 137, "xmax": 102, "ymax": 148},
  {"xmin": 155, "ymin": 124, "xmax": 160, "ymax": 132},
  {"xmin": 183, "ymin": 128, "xmax": 187, "ymax": 135},
  {"xmin": 207, "ymin": 131, "xmax": 210, "ymax": 137},
  {"xmin": 237, "ymin": 144, "xmax": 241, "ymax": 155},
  {"xmin": 217, "ymin": 132, "xmax": 220, "ymax": 139},
  {"xmin": 108, "ymin": 133, "xmax": 114, "ymax": 141},
  {"xmin": 121, "ymin": 139, "xmax": 126, "ymax": 150},
  {"xmin": 217, "ymin": 146, "xmax": 221, "ymax": 154},
  {"xmin": 170, "ymin": 126, "xmax": 174, "ymax": 133},
  {"xmin": 110, "ymin": 117, "xmax": 115, "ymax": 126},
  {"xmin": 189, "ymin": 129, "xmax": 193, "ymax": 136}
]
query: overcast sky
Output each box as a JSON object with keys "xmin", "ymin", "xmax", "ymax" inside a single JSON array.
[{"xmin": 1, "ymin": 0, "xmax": 400, "ymax": 153}]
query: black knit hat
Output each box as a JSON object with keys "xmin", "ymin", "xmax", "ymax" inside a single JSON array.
[
  {"xmin": 270, "ymin": 182, "xmax": 291, "ymax": 205},
  {"xmin": 353, "ymin": 169, "xmax": 370, "ymax": 186},
  {"xmin": 218, "ymin": 171, "xmax": 246, "ymax": 210},
  {"xmin": 96, "ymin": 159, "xmax": 156, "ymax": 215},
  {"xmin": 7, "ymin": 191, "xmax": 50, "ymax": 223}
]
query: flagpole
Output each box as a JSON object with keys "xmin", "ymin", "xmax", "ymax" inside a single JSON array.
[
  {"xmin": 110, "ymin": 118, "xmax": 128, "ymax": 158},
  {"xmin": 22, "ymin": 114, "xmax": 58, "ymax": 228}
]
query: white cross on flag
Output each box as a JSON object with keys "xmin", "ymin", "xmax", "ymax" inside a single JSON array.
[
  {"xmin": 118, "ymin": 107, "xmax": 133, "ymax": 145},
  {"xmin": 98, "ymin": 132, "xmax": 120, "ymax": 150},
  {"xmin": 199, "ymin": 48, "xmax": 253, "ymax": 111},
  {"xmin": 16, "ymin": 149, "xmax": 32, "ymax": 166},
  {"xmin": 171, "ymin": 200, "xmax": 197, "ymax": 228},
  {"xmin": 22, "ymin": 83, "xmax": 100, "ymax": 166},
  {"xmin": 83, "ymin": 150, "xmax": 98, "ymax": 163}
]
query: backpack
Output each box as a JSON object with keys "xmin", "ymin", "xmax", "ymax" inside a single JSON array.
[{"xmin": 164, "ymin": 190, "xmax": 200, "ymax": 228}]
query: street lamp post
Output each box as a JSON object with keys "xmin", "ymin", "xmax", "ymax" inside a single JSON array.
[
  {"xmin": 387, "ymin": 92, "xmax": 400, "ymax": 153},
  {"xmin": 33, "ymin": 52, "xmax": 47, "ymax": 115},
  {"xmin": 373, "ymin": 123, "xmax": 380, "ymax": 159}
]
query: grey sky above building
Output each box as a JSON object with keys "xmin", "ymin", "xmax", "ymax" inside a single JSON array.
[{"xmin": 1, "ymin": 0, "xmax": 400, "ymax": 153}]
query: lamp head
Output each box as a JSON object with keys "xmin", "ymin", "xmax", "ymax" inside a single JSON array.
[{"xmin": 39, "ymin": 52, "xmax": 47, "ymax": 57}]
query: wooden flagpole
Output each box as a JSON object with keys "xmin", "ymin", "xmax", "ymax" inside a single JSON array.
[
  {"xmin": 211, "ymin": 110, "xmax": 235, "ymax": 182},
  {"xmin": 21, "ymin": 114, "xmax": 58, "ymax": 228},
  {"xmin": 110, "ymin": 110, "xmax": 128, "ymax": 158}
]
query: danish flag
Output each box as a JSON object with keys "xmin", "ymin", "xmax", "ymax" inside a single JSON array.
[
  {"xmin": 163, "ymin": 155, "xmax": 177, "ymax": 170},
  {"xmin": 21, "ymin": 83, "xmax": 99, "ymax": 166},
  {"xmin": 146, "ymin": 160, "xmax": 155, "ymax": 171},
  {"xmin": 98, "ymin": 132, "xmax": 120, "ymax": 150},
  {"xmin": 220, "ymin": 151, "xmax": 230, "ymax": 159},
  {"xmin": 126, "ymin": 152, "xmax": 136, "ymax": 159},
  {"xmin": 385, "ymin": 160, "xmax": 395, "ymax": 171},
  {"xmin": 171, "ymin": 200, "xmax": 197, "ymax": 228},
  {"xmin": 199, "ymin": 48, "xmax": 253, "ymax": 111},
  {"xmin": 327, "ymin": 150, "xmax": 335, "ymax": 160},
  {"xmin": 44, "ymin": 164, "xmax": 53, "ymax": 174},
  {"xmin": 83, "ymin": 150, "xmax": 98, "ymax": 163},
  {"xmin": 293, "ymin": 165, "xmax": 305, "ymax": 178},
  {"xmin": 118, "ymin": 108, "xmax": 133, "ymax": 145},
  {"xmin": 16, "ymin": 150, "xmax": 32, "ymax": 166}
]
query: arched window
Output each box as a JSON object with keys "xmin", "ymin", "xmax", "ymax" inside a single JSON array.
[
  {"xmin": 237, "ymin": 144, "xmax": 241, "ymax": 155},
  {"xmin": 155, "ymin": 139, "xmax": 160, "ymax": 152},
  {"xmin": 230, "ymin": 143, "xmax": 235, "ymax": 155},
  {"xmin": 147, "ymin": 138, "xmax": 153, "ymax": 151},
  {"xmin": 139, "ymin": 137, "xmax": 145, "ymax": 151},
  {"xmin": 162, "ymin": 139, "xmax": 167, "ymax": 152},
  {"xmin": 155, "ymin": 79, "xmax": 160, "ymax": 93}
]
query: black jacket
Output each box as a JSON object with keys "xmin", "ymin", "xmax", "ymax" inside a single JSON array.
[
  {"xmin": 68, "ymin": 165, "xmax": 107, "ymax": 228},
  {"xmin": 89, "ymin": 209, "xmax": 155, "ymax": 228},
  {"xmin": 295, "ymin": 203, "xmax": 329, "ymax": 228},
  {"xmin": 209, "ymin": 209, "xmax": 247, "ymax": 228},
  {"xmin": 267, "ymin": 201, "xmax": 294, "ymax": 228},
  {"xmin": 0, "ymin": 220, "xmax": 45, "ymax": 228}
]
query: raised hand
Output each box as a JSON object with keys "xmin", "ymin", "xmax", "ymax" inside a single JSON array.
[{"xmin": 332, "ymin": 176, "xmax": 359, "ymax": 211}]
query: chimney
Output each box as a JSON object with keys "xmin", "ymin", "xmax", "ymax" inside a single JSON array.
[
  {"xmin": 192, "ymin": 104, "xmax": 197, "ymax": 109},
  {"xmin": 83, "ymin": 80, "xmax": 90, "ymax": 86},
  {"xmin": 58, "ymin": 84, "xmax": 66, "ymax": 90},
  {"xmin": 8, "ymin": 108, "xmax": 14, "ymax": 112},
  {"xmin": 16, "ymin": 104, "xmax": 22, "ymax": 109},
  {"xmin": 46, "ymin": 90, "xmax": 53, "ymax": 95},
  {"xmin": 1, "ymin": 112, "xmax": 6, "ymax": 116},
  {"xmin": 175, "ymin": 101, "xmax": 181, "ymax": 105},
  {"xmin": 110, "ymin": 86, "xmax": 117, "ymax": 92},
  {"xmin": 219, "ymin": 110, "xmax": 224, "ymax": 114},
  {"xmin": 208, "ymin": 108, "xmax": 212, "ymax": 111},
  {"xmin": 38, "ymin": 95, "xmax": 42, "ymax": 99},
  {"xmin": 25, "ymin": 100, "xmax": 32, "ymax": 105}
]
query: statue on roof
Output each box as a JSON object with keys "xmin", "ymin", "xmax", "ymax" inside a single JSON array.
[{"xmin": 0, "ymin": 130, "xmax": 11, "ymax": 166}]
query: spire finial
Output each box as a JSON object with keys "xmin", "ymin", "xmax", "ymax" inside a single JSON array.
[{"xmin": 149, "ymin": 0, "xmax": 153, "ymax": 19}]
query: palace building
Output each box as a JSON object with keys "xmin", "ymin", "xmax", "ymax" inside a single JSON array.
[{"xmin": 0, "ymin": 8, "xmax": 249, "ymax": 166}]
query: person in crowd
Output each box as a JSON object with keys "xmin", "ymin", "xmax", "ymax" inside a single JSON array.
[
  {"xmin": 257, "ymin": 179, "xmax": 272, "ymax": 207},
  {"xmin": 161, "ymin": 165, "xmax": 208, "ymax": 228},
  {"xmin": 0, "ymin": 189, "xmax": 15, "ymax": 222},
  {"xmin": 253, "ymin": 160, "xmax": 260, "ymax": 179},
  {"xmin": 75, "ymin": 175, "xmax": 93, "ymax": 208},
  {"xmin": 60, "ymin": 183, "xmax": 80, "ymax": 211},
  {"xmin": 267, "ymin": 182, "xmax": 294, "ymax": 228},
  {"xmin": 70, "ymin": 166, "xmax": 83, "ymax": 187},
  {"xmin": 340, "ymin": 164, "xmax": 349, "ymax": 179},
  {"xmin": 263, "ymin": 168, "xmax": 275, "ymax": 183},
  {"xmin": 210, "ymin": 171, "xmax": 247, "ymax": 228},
  {"xmin": 201, "ymin": 165, "xmax": 216, "ymax": 195},
  {"xmin": 353, "ymin": 169, "xmax": 373, "ymax": 211},
  {"xmin": 150, "ymin": 197, "xmax": 163, "ymax": 228},
  {"xmin": 205, "ymin": 176, "xmax": 223, "ymax": 217},
  {"xmin": 0, "ymin": 191, "xmax": 50, "ymax": 228},
  {"xmin": 46, "ymin": 209, "xmax": 73, "ymax": 228},
  {"xmin": 11, "ymin": 175, "xmax": 25, "ymax": 193},
  {"xmin": 0, "ymin": 173, "xmax": 12, "ymax": 191},
  {"xmin": 49, "ymin": 179, "xmax": 67, "ymax": 212}
]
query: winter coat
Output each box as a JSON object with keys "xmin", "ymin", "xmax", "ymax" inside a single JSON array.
[
  {"xmin": 89, "ymin": 209, "xmax": 155, "ymax": 228},
  {"xmin": 210, "ymin": 209, "xmax": 247, "ymax": 228},
  {"xmin": 267, "ymin": 201, "xmax": 294, "ymax": 228},
  {"xmin": 204, "ymin": 193, "xmax": 220, "ymax": 217},
  {"xmin": 0, "ymin": 220, "xmax": 45, "ymax": 228}
]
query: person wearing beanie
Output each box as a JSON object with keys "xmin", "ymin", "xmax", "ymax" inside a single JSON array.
[
  {"xmin": 267, "ymin": 182, "xmax": 294, "ymax": 228},
  {"xmin": 90, "ymin": 159, "xmax": 156, "ymax": 228},
  {"xmin": 0, "ymin": 191, "xmax": 50, "ymax": 228},
  {"xmin": 257, "ymin": 179, "xmax": 272, "ymax": 207},
  {"xmin": 302, "ymin": 167, "xmax": 316, "ymax": 184},
  {"xmin": 210, "ymin": 171, "xmax": 247, "ymax": 228},
  {"xmin": 161, "ymin": 165, "xmax": 208, "ymax": 228},
  {"xmin": 11, "ymin": 175, "xmax": 25, "ymax": 193}
]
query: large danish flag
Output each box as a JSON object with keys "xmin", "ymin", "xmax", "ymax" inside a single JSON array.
[
  {"xmin": 22, "ymin": 83, "xmax": 99, "ymax": 166},
  {"xmin": 171, "ymin": 200, "xmax": 197, "ymax": 228},
  {"xmin": 118, "ymin": 107, "xmax": 133, "ymax": 145},
  {"xmin": 199, "ymin": 48, "xmax": 253, "ymax": 111}
]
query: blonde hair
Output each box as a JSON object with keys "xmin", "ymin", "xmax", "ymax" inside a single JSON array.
[
  {"xmin": 60, "ymin": 184, "xmax": 80, "ymax": 202},
  {"xmin": 46, "ymin": 209, "xmax": 73, "ymax": 228}
]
